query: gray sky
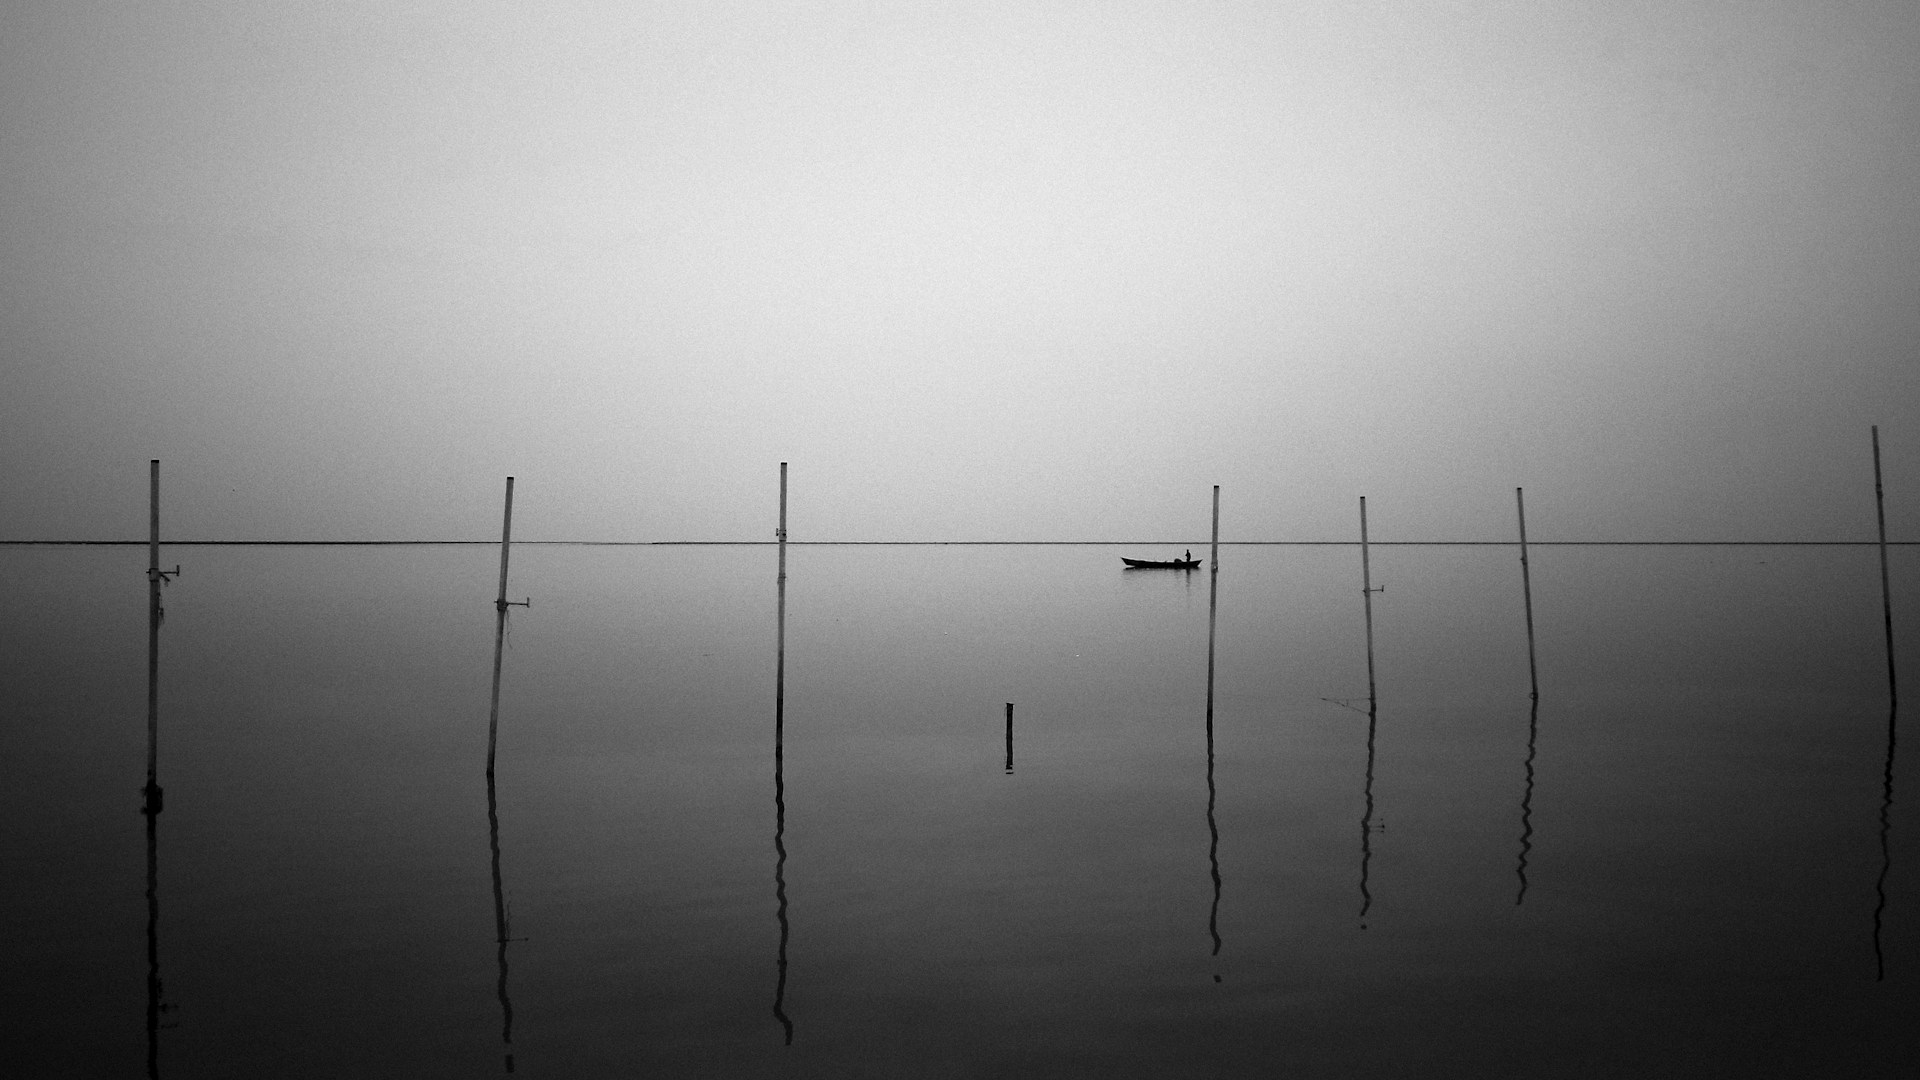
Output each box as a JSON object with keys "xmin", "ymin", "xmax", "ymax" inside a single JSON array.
[{"xmin": 4, "ymin": 1, "xmax": 1916, "ymax": 542}]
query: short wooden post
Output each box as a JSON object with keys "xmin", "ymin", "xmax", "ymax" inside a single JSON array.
[{"xmin": 1516, "ymin": 488, "xmax": 1539, "ymax": 701}]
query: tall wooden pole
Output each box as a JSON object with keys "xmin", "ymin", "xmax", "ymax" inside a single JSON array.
[
  {"xmin": 1208, "ymin": 486, "xmax": 1220, "ymax": 572},
  {"xmin": 1873, "ymin": 428, "xmax": 1896, "ymax": 709},
  {"xmin": 1360, "ymin": 497, "xmax": 1378, "ymax": 710},
  {"xmin": 1516, "ymin": 488, "xmax": 1539, "ymax": 701},
  {"xmin": 772, "ymin": 461, "xmax": 794, "ymax": 1043},
  {"xmin": 487, "ymin": 477, "xmax": 515, "ymax": 780},
  {"xmin": 1204, "ymin": 485, "xmax": 1222, "ymax": 963},
  {"xmin": 145, "ymin": 460, "xmax": 163, "ymax": 814},
  {"xmin": 143, "ymin": 460, "xmax": 166, "ymax": 1070},
  {"xmin": 1870, "ymin": 427, "xmax": 1898, "ymax": 980}
]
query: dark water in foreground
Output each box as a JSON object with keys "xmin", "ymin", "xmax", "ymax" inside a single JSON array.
[{"xmin": 2, "ymin": 543, "xmax": 1914, "ymax": 1077}]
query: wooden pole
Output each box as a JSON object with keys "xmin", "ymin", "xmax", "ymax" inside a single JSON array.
[
  {"xmin": 1516, "ymin": 487, "xmax": 1539, "ymax": 701},
  {"xmin": 486, "ymin": 477, "xmax": 515, "ymax": 780},
  {"xmin": 1360, "ymin": 497, "xmax": 1378, "ymax": 710},
  {"xmin": 773, "ymin": 464, "xmax": 793, "ymax": 1043},
  {"xmin": 1206, "ymin": 485, "xmax": 1221, "ymax": 749},
  {"xmin": 495, "ymin": 477, "xmax": 516, "ymax": 612},
  {"xmin": 1870, "ymin": 427, "xmax": 1897, "ymax": 980},
  {"xmin": 1004, "ymin": 703, "xmax": 1014, "ymax": 774},
  {"xmin": 1204, "ymin": 486, "xmax": 1223, "ymax": 964},
  {"xmin": 145, "ymin": 460, "xmax": 162, "ymax": 815},
  {"xmin": 1208, "ymin": 486, "xmax": 1220, "ymax": 571},
  {"xmin": 778, "ymin": 462, "xmax": 788, "ymax": 579},
  {"xmin": 1205, "ymin": 486, "xmax": 1221, "ymax": 735},
  {"xmin": 1873, "ymin": 427, "xmax": 1896, "ymax": 710}
]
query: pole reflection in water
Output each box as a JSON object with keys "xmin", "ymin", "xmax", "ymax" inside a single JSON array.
[
  {"xmin": 1873, "ymin": 703, "xmax": 1897, "ymax": 981},
  {"xmin": 1356, "ymin": 496, "xmax": 1382, "ymax": 930},
  {"xmin": 144, "ymin": 793, "xmax": 167, "ymax": 1079},
  {"xmin": 1204, "ymin": 486, "xmax": 1222, "ymax": 974},
  {"xmin": 487, "ymin": 769, "xmax": 516, "ymax": 1072},
  {"xmin": 1359, "ymin": 703, "xmax": 1378, "ymax": 930},
  {"xmin": 1515, "ymin": 697, "xmax": 1539, "ymax": 905},
  {"xmin": 772, "ymin": 463, "xmax": 794, "ymax": 1044}
]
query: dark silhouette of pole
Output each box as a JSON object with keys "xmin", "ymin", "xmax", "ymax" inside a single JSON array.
[
  {"xmin": 1360, "ymin": 497, "xmax": 1379, "ymax": 710},
  {"xmin": 1205, "ymin": 485, "xmax": 1223, "ymax": 969},
  {"xmin": 145, "ymin": 460, "xmax": 166, "ymax": 815},
  {"xmin": 481, "ymin": 476, "xmax": 525, "ymax": 1069},
  {"xmin": 1004, "ymin": 703, "xmax": 1014, "ymax": 774},
  {"xmin": 772, "ymin": 463, "xmax": 794, "ymax": 1044},
  {"xmin": 1208, "ymin": 485, "xmax": 1220, "ymax": 572},
  {"xmin": 1869, "ymin": 427, "xmax": 1897, "ymax": 982},
  {"xmin": 142, "ymin": 459, "xmax": 177, "ymax": 1076},
  {"xmin": 487, "ymin": 477, "xmax": 524, "ymax": 781},
  {"xmin": 1516, "ymin": 488, "xmax": 1539, "ymax": 701},
  {"xmin": 1873, "ymin": 427, "xmax": 1896, "ymax": 710}
]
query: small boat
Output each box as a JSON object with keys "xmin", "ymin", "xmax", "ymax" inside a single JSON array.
[{"xmin": 1121, "ymin": 557, "xmax": 1202, "ymax": 570}]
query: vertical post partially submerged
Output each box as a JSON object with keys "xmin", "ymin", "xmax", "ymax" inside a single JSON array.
[
  {"xmin": 1208, "ymin": 486, "xmax": 1221, "ymax": 574},
  {"xmin": 1516, "ymin": 488, "xmax": 1539, "ymax": 701},
  {"xmin": 1870, "ymin": 427, "xmax": 1898, "ymax": 982},
  {"xmin": 142, "ymin": 459, "xmax": 175, "ymax": 1076},
  {"xmin": 1360, "ymin": 497, "xmax": 1378, "ymax": 711},
  {"xmin": 772, "ymin": 462, "xmax": 794, "ymax": 1044},
  {"xmin": 146, "ymin": 460, "xmax": 162, "ymax": 814},
  {"xmin": 1205, "ymin": 485, "xmax": 1223, "ymax": 964},
  {"xmin": 1873, "ymin": 427, "xmax": 1897, "ymax": 710},
  {"xmin": 487, "ymin": 477, "xmax": 516, "ymax": 780}
]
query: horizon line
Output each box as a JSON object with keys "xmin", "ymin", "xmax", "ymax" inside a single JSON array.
[{"xmin": 3, "ymin": 539, "xmax": 1914, "ymax": 548}]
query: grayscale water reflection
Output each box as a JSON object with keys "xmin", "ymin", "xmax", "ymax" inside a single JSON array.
[{"xmin": 0, "ymin": 542, "xmax": 1913, "ymax": 1076}]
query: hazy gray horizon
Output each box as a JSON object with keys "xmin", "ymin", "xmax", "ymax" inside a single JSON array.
[{"xmin": 5, "ymin": 2, "xmax": 1917, "ymax": 544}]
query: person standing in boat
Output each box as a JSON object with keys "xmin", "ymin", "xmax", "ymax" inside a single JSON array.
[{"xmin": 1184, "ymin": 549, "xmax": 1192, "ymax": 563}]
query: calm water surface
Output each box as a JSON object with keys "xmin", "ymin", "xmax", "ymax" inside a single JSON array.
[{"xmin": 2, "ymin": 543, "xmax": 1914, "ymax": 1077}]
